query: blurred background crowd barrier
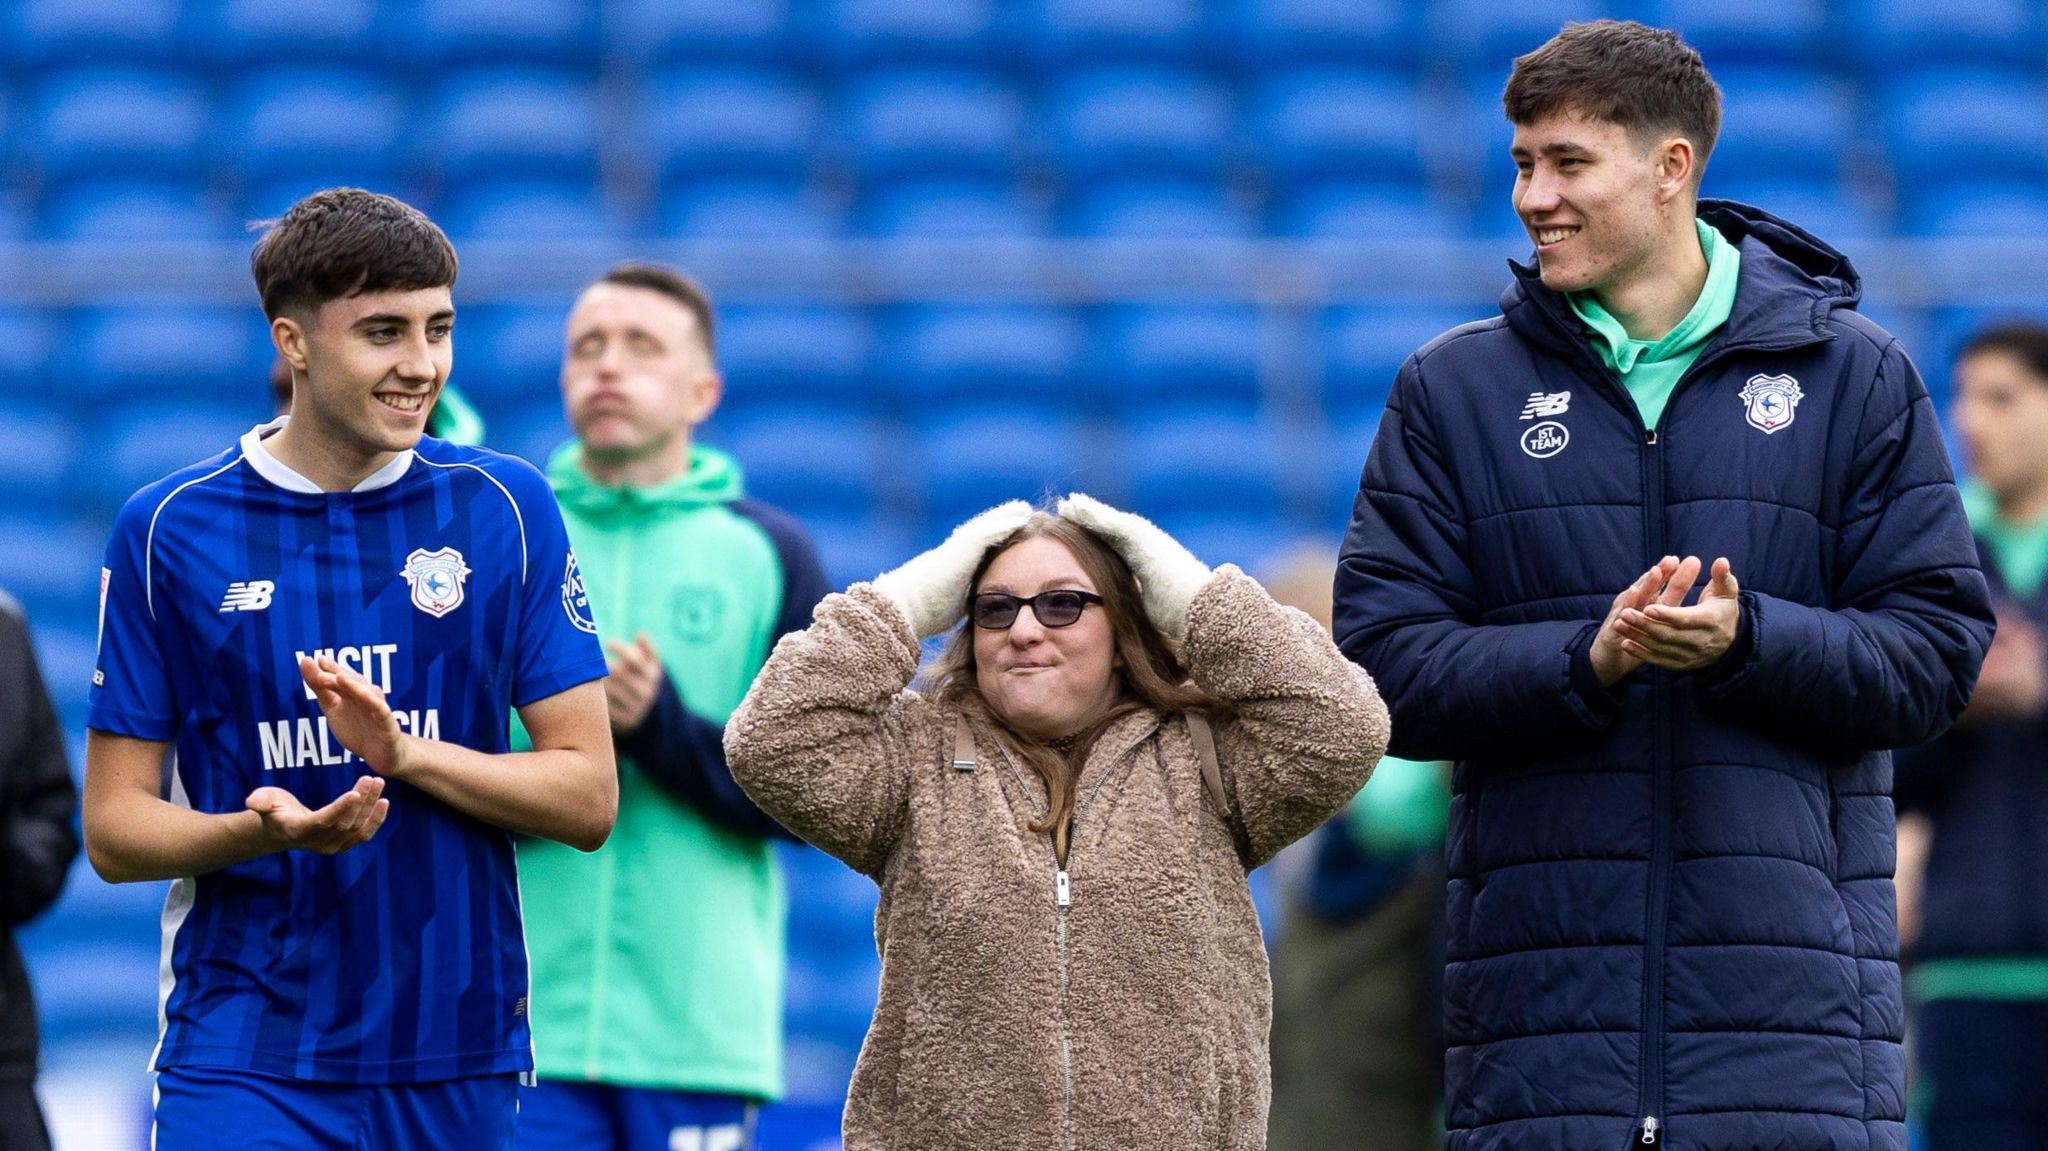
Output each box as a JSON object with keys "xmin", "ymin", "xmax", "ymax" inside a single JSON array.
[{"xmin": 5, "ymin": 0, "xmax": 2047, "ymax": 1146}]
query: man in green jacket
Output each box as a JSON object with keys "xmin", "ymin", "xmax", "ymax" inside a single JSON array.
[{"xmin": 515, "ymin": 263, "xmax": 829, "ymax": 1151}]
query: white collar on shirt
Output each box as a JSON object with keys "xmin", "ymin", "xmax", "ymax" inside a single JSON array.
[{"xmin": 239, "ymin": 416, "xmax": 415, "ymax": 494}]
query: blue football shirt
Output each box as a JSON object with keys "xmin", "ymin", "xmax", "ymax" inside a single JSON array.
[{"xmin": 88, "ymin": 418, "xmax": 608, "ymax": 1084}]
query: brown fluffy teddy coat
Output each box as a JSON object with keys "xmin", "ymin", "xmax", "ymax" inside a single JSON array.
[{"xmin": 726, "ymin": 566, "xmax": 1391, "ymax": 1150}]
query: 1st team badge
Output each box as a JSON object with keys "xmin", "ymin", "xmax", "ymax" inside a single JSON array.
[{"xmin": 401, "ymin": 547, "xmax": 471, "ymax": 618}]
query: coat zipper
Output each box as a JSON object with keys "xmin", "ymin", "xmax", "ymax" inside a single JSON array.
[
  {"xmin": 993, "ymin": 726, "xmax": 1151, "ymax": 1151},
  {"xmin": 1547, "ymin": 300, "xmax": 1828, "ymax": 1148}
]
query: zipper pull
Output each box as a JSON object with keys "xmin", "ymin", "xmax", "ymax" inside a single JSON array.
[
  {"xmin": 1644, "ymin": 430, "xmax": 1659, "ymax": 446},
  {"xmin": 1055, "ymin": 869, "xmax": 1071, "ymax": 907},
  {"xmin": 1638, "ymin": 1116, "xmax": 1659, "ymax": 1145}
]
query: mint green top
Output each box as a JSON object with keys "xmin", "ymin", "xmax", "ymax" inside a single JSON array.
[
  {"xmin": 1342, "ymin": 756, "xmax": 1449, "ymax": 855},
  {"xmin": 517, "ymin": 442, "xmax": 792, "ymax": 1097},
  {"xmin": 1570, "ymin": 219, "xmax": 1742, "ymax": 431},
  {"xmin": 1962, "ymin": 480, "xmax": 2048, "ymax": 598}
]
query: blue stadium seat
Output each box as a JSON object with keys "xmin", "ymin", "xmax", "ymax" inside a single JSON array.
[
  {"xmin": 1430, "ymin": 0, "xmax": 1614, "ymax": 64},
  {"xmin": 224, "ymin": 70, "xmax": 405, "ymax": 189},
  {"xmin": 794, "ymin": 512, "xmax": 914, "ymax": 590},
  {"xmin": 918, "ymin": 408, "xmax": 1093, "ymax": 528},
  {"xmin": 1649, "ymin": 0, "xmax": 1826, "ymax": 64},
  {"xmin": 660, "ymin": 180, "xmax": 847, "ymax": 239},
  {"xmin": 1096, "ymin": 305, "xmax": 1265, "ymax": 413},
  {"xmin": 91, "ymin": 401, "xmax": 255, "ymax": 511},
  {"xmin": 241, "ymin": 178, "xmax": 418, "ymax": 225},
  {"xmin": 715, "ymin": 406, "xmax": 888, "ymax": 518},
  {"xmin": 1225, "ymin": 0, "xmax": 1417, "ymax": 71},
  {"xmin": 17, "ymin": 939, "xmax": 162, "ymax": 1046},
  {"xmin": 1024, "ymin": 0, "xmax": 1216, "ymax": 68},
  {"xmin": 717, "ymin": 305, "xmax": 875, "ymax": 406},
  {"xmin": 11, "ymin": 0, "xmax": 184, "ymax": 67},
  {"xmin": 856, "ymin": 182, "xmax": 1053, "ymax": 237},
  {"xmin": 612, "ymin": 0, "xmax": 795, "ymax": 66},
  {"xmin": 0, "ymin": 513, "xmax": 103, "ymax": 624},
  {"xmin": 29, "ymin": 618, "xmax": 99, "ymax": 728},
  {"xmin": 1882, "ymin": 69, "xmax": 2048, "ymax": 188},
  {"xmin": 1124, "ymin": 413, "xmax": 1288, "ymax": 524},
  {"xmin": 1252, "ymin": 69, "xmax": 1426, "ymax": 187},
  {"xmin": 449, "ymin": 305, "xmax": 567, "ymax": 403},
  {"xmin": 884, "ymin": 306, "xmax": 1087, "ymax": 406},
  {"xmin": 42, "ymin": 181, "xmax": 236, "ymax": 243},
  {"xmin": 0, "ymin": 401, "xmax": 82, "ymax": 510},
  {"xmin": 1270, "ymin": 181, "xmax": 1463, "ymax": 241},
  {"xmin": 1850, "ymin": 0, "xmax": 2045, "ymax": 69},
  {"xmin": 840, "ymin": 69, "xmax": 1027, "ymax": 187},
  {"xmin": 75, "ymin": 306, "xmax": 268, "ymax": 401},
  {"xmin": 1063, "ymin": 180, "xmax": 1256, "ymax": 238},
  {"xmin": 1703, "ymin": 179, "xmax": 1890, "ymax": 239},
  {"xmin": 1045, "ymin": 68, "xmax": 1235, "ymax": 183},
  {"xmin": 1914, "ymin": 182, "xmax": 2048, "ymax": 238},
  {"xmin": 1709, "ymin": 68, "xmax": 1854, "ymax": 184},
  {"xmin": 0, "ymin": 308, "xmax": 57, "ymax": 394},
  {"xmin": 811, "ymin": 0, "xmax": 1011, "ymax": 69},
  {"xmin": 404, "ymin": 0, "xmax": 601, "ymax": 69},
  {"xmin": 426, "ymin": 70, "xmax": 603, "ymax": 184},
  {"xmin": 200, "ymin": 0, "xmax": 383, "ymax": 69},
  {"xmin": 439, "ymin": 180, "xmax": 634, "ymax": 242},
  {"xmin": 1323, "ymin": 305, "xmax": 1476, "ymax": 421},
  {"xmin": 1152, "ymin": 510, "xmax": 1295, "ymax": 573},
  {"xmin": 30, "ymin": 69, "xmax": 210, "ymax": 185},
  {"xmin": 486, "ymin": 396, "xmax": 569, "ymax": 467},
  {"xmin": 643, "ymin": 68, "xmax": 821, "ymax": 184}
]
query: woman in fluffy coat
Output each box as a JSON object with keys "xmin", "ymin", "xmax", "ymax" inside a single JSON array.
[{"xmin": 726, "ymin": 495, "xmax": 1391, "ymax": 1150}]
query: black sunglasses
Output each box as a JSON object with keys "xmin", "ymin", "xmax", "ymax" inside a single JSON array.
[{"xmin": 970, "ymin": 589, "xmax": 1106, "ymax": 630}]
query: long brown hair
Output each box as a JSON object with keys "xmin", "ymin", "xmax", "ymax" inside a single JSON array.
[{"xmin": 923, "ymin": 513, "xmax": 1223, "ymax": 860}]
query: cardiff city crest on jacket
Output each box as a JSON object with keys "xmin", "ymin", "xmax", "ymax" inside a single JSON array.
[
  {"xmin": 1739, "ymin": 373, "xmax": 1803, "ymax": 435},
  {"xmin": 400, "ymin": 546, "xmax": 471, "ymax": 618}
]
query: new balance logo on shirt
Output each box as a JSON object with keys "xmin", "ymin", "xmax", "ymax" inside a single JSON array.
[
  {"xmin": 1520, "ymin": 390, "xmax": 1571, "ymax": 420},
  {"xmin": 220, "ymin": 580, "xmax": 276, "ymax": 612}
]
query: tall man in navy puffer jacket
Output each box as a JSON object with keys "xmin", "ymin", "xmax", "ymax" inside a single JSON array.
[{"xmin": 1334, "ymin": 20, "xmax": 1994, "ymax": 1151}]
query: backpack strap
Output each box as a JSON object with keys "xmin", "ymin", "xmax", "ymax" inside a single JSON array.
[
  {"xmin": 1187, "ymin": 712, "xmax": 1251, "ymax": 864},
  {"xmin": 952, "ymin": 713, "xmax": 977, "ymax": 771}
]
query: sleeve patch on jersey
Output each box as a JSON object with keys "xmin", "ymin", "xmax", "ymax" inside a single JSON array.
[{"xmin": 562, "ymin": 549, "xmax": 597, "ymax": 634}]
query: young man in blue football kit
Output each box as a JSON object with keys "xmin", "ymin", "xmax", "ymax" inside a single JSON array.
[{"xmin": 80, "ymin": 188, "xmax": 618, "ymax": 1150}]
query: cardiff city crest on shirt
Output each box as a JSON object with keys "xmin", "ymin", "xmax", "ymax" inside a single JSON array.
[
  {"xmin": 400, "ymin": 546, "xmax": 471, "ymax": 618},
  {"xmin": 1739, "ymin": 373, "xmax": 1804, "ymax": 435}
]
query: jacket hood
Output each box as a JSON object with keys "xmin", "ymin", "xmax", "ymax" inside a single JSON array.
[
  {"xmin": 1501, "ymin": 198, "xmax": 1862, "ymax": 358},
  {"xmin": 546, "ymin": 440, "xmax": 746, "ymax": 514}
]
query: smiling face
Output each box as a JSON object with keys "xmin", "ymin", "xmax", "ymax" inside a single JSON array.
[
  {"xmin": 972, "ymin": 535, "xmax": 1122, "ymax": 741},
  {"xmin": 561, "ymin": 281, "xmax": 721, "ymax": 480},
  {"xmin": 276, "ymin": 286, "xmax": 452, "ymax": 460},
  {"xmin": 1512, "ymin": 110, "xmax": 1685, "ymax": 298}
]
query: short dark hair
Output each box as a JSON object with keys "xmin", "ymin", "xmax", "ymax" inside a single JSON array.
[
  {"xmin": 1959, "ymin": 321, "xmax": 2048, "ymax": 382},
  {"xmin": 1503, "ymin": 20, "xmax": 1722, "ymax": 178},
  {"xmin": 594, "ymin": 262, "xmax": 717, "ymax": 355},
  {"xmin": 250, "ymin": 188, "xmax": 458, "ymax": 319}
]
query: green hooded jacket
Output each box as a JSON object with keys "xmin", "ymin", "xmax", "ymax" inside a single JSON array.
[{"xmin": 517, "ymin": 441, "xmax": 829, "ymax": 1097}]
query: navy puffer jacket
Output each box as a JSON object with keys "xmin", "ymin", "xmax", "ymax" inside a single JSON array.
[
  {"xmin": 1335, "ymin": 201, "xmax": 1993, "ymax": 1151},
  {"xmin": 1895, "ymin": 547, "xmax": 2048, "ymax": 963}
]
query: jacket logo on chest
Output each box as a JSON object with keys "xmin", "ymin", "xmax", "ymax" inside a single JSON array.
[
  {"xmin": 1520, "ymin": 390, "xmax": 1571, "ymax": 419},
  {"xmin": 400, "ymin": 547, "xmax": 471, "ymax": 618},
  {"xmin": 1521, "ymin": 421, "xmax": 1570, "ymax": 459},
  {"xmin": 1739, "ymin": 373, "xmax": 1804, "ymax": 435}
]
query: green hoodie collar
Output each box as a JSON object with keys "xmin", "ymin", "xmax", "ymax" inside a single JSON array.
[
  {"xmin": 1571, "ymin": 218, "xmax": 1741, "ymax": 375},
  {"xmin": 547, "ymin": 441, "xmax": 746, "ymax": 513},
  {"xmin": 1964, "ymin": 479, "xmax": 2048, "ymax": 599}
]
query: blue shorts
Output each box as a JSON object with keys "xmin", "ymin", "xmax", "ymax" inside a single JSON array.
[
  {"xmin": 154, "ymin": 1065, "xmax": 518, "ymax": 1151},
  {"xmin": 513, "ymin": 1080, "xmax": 757, "ymax": 1151}
]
